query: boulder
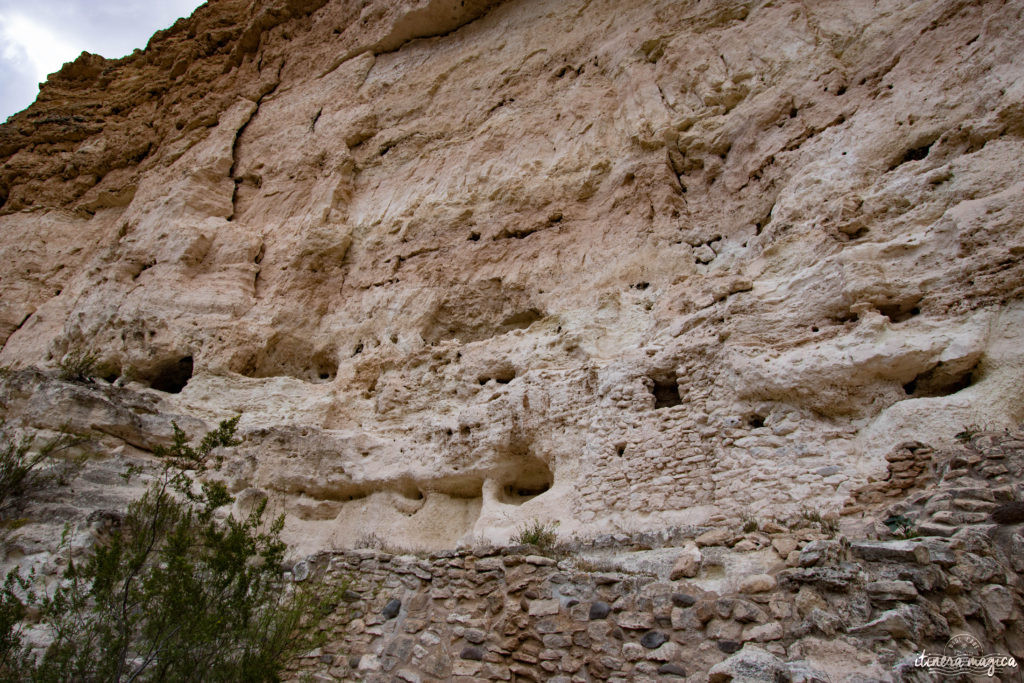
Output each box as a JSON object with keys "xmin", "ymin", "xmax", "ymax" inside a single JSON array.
[
  {"xmin": 739, "ymin": 574, "xmax": 777, "ymax": 594},
  {"xmin": 670, "ymin": 542, "xmax": 702, "ymax": 579},
  {"xmin": 697, "ymin": 528, "xmax": 735, "ymax": 547},
  {"xmin": 865, "ymin": 580, "xmax": 919, "ymax": 602},
  {"xmin": 708, "ymin": 646, "xmax": 789, "ymax": 682}
]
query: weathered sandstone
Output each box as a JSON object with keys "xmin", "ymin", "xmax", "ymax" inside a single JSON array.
[{"xmin": 1, "ymin": 0, "xmax": 1023, "ymax": 593}]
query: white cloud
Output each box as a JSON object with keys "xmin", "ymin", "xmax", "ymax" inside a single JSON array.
[
  {"xmin": 0, "ymin": 12, "xmax": 83, "ymax": 84},
  {"xmin": 0, "ymin": 0, "xmax": 206, "ymax": 121}
]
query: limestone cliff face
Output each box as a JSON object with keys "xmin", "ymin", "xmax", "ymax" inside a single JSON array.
[{"xmin": 2, "ymin": 0, "xmax": 1024, "ymax": 552}]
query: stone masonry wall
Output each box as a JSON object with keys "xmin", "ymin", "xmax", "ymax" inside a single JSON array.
[
  {"xmin": 283, "ymin": 427, "xmax": 1024, "ymax": 681},
  {"xmin": 288, "ymin": 532, "xmax": 1022, "ymax": 682},
  {"xmin": 286, "ymin": 421, "xmax": 1024, "ymax": 683}
]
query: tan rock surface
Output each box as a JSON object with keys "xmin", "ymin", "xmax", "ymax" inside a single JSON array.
[{"xmin": 2, "ymin": 0, "xmax": 1024, "ymax": 553}]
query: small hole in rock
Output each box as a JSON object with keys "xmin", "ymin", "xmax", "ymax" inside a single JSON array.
[
  {"xmin": 877, "ymin": 302, "xmax": 921, "ymax": 323},
  {"xmin": 500, "ymin": 309, "xmax": 543, "ymax": 332},
  {"xmin": 650, "ymin": 376, "xmax": 682, "ymax": 409},
  {"xmin": 396, "ymin": 482, "xmax": 424, "ymax": 501},
  {"xmin": 833, "ymin": 312, "xmax": 859, "ymax": 324},
  {"xmin": 506, "ymin": 484, "xmax": 548, "ymax": 499},
  {"xmin": 478, "ymin": 366, "xmax": 515, "ymax": 385},
  {"xmin": 890, "ymin": 141, "xmax": 934, "ymax": 170},
  {"xmin": 468, "ymin": 231, "xmax": 480, "ymax": 241},
  {"xmin": 748, "ymin": 414, "xmax": 765, "ymax": 428}
]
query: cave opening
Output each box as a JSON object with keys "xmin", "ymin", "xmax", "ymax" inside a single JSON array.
[
  {"xmin": 149, "ymin": 356, "xmax": 194, "ymax": 394},
  {"xmin": 498, "ymin": 456, "xmax": 554, "ymax": 505},
  {"xmin": 903, "ymin": 361, "xmax": 979, "ymax": 398}
]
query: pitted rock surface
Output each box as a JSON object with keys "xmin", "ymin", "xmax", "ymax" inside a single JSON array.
[{"xmin": 1, "ymin": 3, "xmax": 1023, "ymax": 678}]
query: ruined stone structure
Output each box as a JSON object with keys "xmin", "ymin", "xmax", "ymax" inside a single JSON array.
[
  {"xmin": 1, "ymin": 0, "xmax": 1023, "ymax": 679},
  {"xmin": 286, "ymin": 427, "xmax": 1024, "ymax": 681}
]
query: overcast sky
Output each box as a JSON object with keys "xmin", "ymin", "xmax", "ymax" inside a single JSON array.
[{"xmin": 1, "ymin": 0, "xmax": 206, "ymax": 121}]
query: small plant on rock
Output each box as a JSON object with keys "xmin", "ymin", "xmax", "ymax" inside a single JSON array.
[
  {"xmin": 954, "ymin": 424, "xmax": 981, "ymax": 443},
  {"xmin": 355, "ymin": 532, "xmax": 386, "ymax": 550},
  {"xmin": 883, "ymin": 514, "xmax": 919, "ymax": 539},
  {"xmin": 57, "ymin": 348, "xmax": 98, "ymax": 383},
  {"xmin": 800, "ymin": 506, "xmax": 840, "ymax": 538},
  {"xmin": 740, "ymin": 510, "xmax": 759, "ymax": 533},
  {"xmin": 512, "ymin": 519, "xmax": 559, "ymax": 553}
]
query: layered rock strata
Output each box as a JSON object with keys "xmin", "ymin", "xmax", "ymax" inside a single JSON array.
[{"xmin": 2, "ymin": 0, "xmax": 1024, "ymax": 553}]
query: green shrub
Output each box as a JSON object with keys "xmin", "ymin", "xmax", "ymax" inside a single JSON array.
[
  {"xmin": 512, "ymin": 519, "xmax": 559, "ymax": 552},
  {"xmin": 57, "ymin": 348, "xmax": 98, "ymax": 383},
  {"xmin": 0, "ymin": 570, "xmax": 35, "ymax": 675},
  {"xmin": 0, "ymin": 424, "xmax": 82, "ymax": 516},
  {"xmin": 1, "ymin": 417, "xmax": 343, "ymax": 681}
]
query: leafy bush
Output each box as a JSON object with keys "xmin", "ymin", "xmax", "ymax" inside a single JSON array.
[
  {"xmin": 512, "ymin": 519, "xmax": 559, "ymax": 552},
  {"xmin": 0, "ymin": 424, "xmax": 82, "ymax": 516},
  {"xmin": 57, "ymin": 348, "xmax": 98, "ymax": 383},
  {"xmin": 1, "ymin": 417, "xmax": 342, "ymax": 681},
  {"xmin": 0, "ymin": 570, "xmax": 35, "ymax": 675}
]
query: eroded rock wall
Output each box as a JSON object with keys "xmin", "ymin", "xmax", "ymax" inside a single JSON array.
[
  {"xmin": 2, "ymin": 0, "xmax": 1024, "ymax": 551},
  {"xmin": 283, "ymin": 427, "xmax": 1024, "ymax": 681}
]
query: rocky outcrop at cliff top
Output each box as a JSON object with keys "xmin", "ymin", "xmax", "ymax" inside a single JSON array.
[{"xmin": 2, "ymin": 0, "xmax": 1024, "ymax": 555}]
